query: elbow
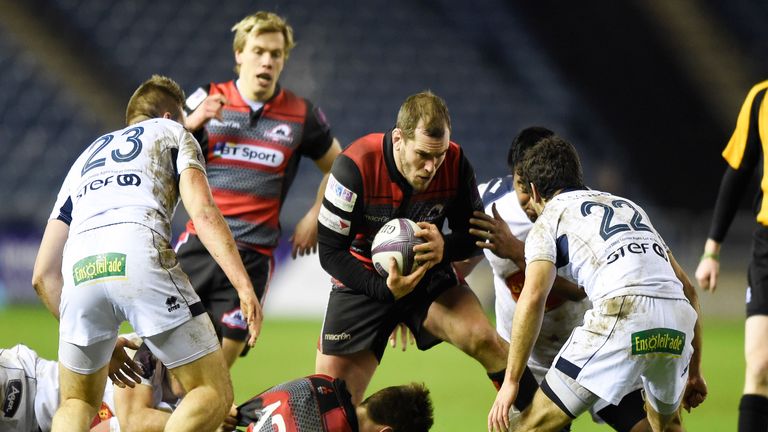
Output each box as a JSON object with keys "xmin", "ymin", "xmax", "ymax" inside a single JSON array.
[{"xmin": 31, "ymin": 272, "xmax": 47, "ymax": 297}]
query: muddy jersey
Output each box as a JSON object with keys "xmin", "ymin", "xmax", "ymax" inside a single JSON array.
[
  {"xmin": 49, "ymin": 118, "xmax": 205, "ymax": 240},
  {"xmin": 237, "ymin": 375, "xmax": 357, "ymax": 432},
  {"xmin": 184, "ymin": 82, "xmax": 334, "ymax": 254},
  {"xmin": 0, "ymin": 345, "xmax": 116, "ymax": 432},
  {"xmin": 479, "ymin": 177, "xmax": 589, "ymax": 378},
  {"xmin": 526, "ymin": 189, "xmax": 684, "ymax": 301},
  {"xmin": 317, "ymin": 131, "xmax": 482, "ymax": 301}
]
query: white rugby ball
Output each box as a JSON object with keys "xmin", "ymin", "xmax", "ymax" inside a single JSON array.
[{"xmin": 371, "ymin": 218, "xmax": 425, "ymax": 277}]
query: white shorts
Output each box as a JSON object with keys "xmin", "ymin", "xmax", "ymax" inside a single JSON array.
[
  {"xmin": 59, "ymin": 222, "xmax": 206, "ymax": 346},
  {"xmin": 59, "ymin": 314, "xmax": 219, "ymax": 373},
  {"xmin": 551, "ymin": 295, "xmax": 696, "ymax": 408}
]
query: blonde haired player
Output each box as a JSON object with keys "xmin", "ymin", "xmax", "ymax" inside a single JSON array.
[{"xmin": 177, "ymin": 11, "xmax": 343, "ymax": 368}]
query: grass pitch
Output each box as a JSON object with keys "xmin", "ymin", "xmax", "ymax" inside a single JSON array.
[{"xmin": 0, "ymin": 306, "xmax": 742, "ymax": 430}]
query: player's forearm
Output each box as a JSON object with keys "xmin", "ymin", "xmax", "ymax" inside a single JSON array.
[
  {"xmin": 505, "ymin": 260, "xmax": 554, "ymax": 383},
  {"xmin": 505, "ymin": 290, "xmax": 546, "ymax": 383},
  {"xmin": 671, "ymin": 254, "xmax": 704, "ymax": 374},
  {"xmin": 319, "ymin": 241, "xmax": 394, "ymax": 302},
  {"xmin": 32, "ymin": 278, "xmax": 62, "ymax": 320},
  {"xmin": 191, "ymin": 205, "xmax": 252, "ymax": 296},
  {"xmin": 31, "ymin": 220, "xmax": 69, "ymax": 320},
  {"xmin": 702, "ymin": 239, "xmax": 721, "ymax": 256},
  {"xmin": 443, "ymin": 232, "xmax": 480, "ymax": 262}
]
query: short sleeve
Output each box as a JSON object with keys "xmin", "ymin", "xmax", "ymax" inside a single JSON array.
[
  {"xmin": 176, "ymin": 128, "xmax": 206, "ymax": 175},
  {"xmin": 525, "ymin": 216, "xmax": 557, "ymax": 265},
  {"xmin": 49, "ymin": 167, "xmax": 77, "ymax": 224},
  {"xmin": 298, "ymin": 101, "xmax": 334, "ymax": 160}
]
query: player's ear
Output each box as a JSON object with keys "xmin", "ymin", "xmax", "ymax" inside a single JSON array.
[
  {"xmin": 392, "ymin": 128, "xmax": 403, "ymax": 151},
  {"xmin": 530, "ymin": 183, "xmax": 543, "ymax": 203},
  {"xmin": 162, "ymin": 112, "xmax": 173, "ymax": 119}
]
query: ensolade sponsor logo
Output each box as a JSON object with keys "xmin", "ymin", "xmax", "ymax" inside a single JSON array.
[
  {"xmin": 324, "ymin": 332, "xmax": 351, "ymax": 341},
  {"xmin": 72, "ymin": 253, "xmax": 126, "ymax": 285},
  {"xmin": 631, "ymin": 328, "xmax": 685, "ymax": 356}
]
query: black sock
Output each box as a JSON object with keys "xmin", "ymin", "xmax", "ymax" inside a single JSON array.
[
  {"xmin": 515, "ymin": 366, "xmax": 538, "ymax": 410},
  {"xmin": 486, "ymin": 367, "xmax": 539, "ymax": 410},
  {"xmin": 739, "ymin": 394, "xmax": 768, "ymax": 432},
  {"xmin": 487, "ymin": 369, "xmax": 505, "ymax": 391}
]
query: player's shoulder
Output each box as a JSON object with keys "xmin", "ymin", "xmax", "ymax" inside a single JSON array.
[
  {"xmin": 0, "ymin": 344, "xmax": 39, "ymax": 372},
  {"xmin": 344, "ymin": 133, "xmax": 385, "ymax": 158},
  {"xmin": 747, "ymin": 80, "xmax": 768, "ymax": 95},
  {"xmin": 478, "ymin": 176, "xmax": 514, "ymax": 206}
]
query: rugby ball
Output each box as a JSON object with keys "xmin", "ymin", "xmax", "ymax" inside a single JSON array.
[{"xmin": 371, "ymin": 218, "xmax": 424, "ymax": 277}]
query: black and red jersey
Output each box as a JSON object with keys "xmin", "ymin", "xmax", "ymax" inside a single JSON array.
[
  {"xmin": 237, "ymin": 374, "xmax": 358, "ymax": 432},
  {"xmin": 183, "ymin": 81, "xmax": 334, "ymax": 254},
  {"xmin": 317, "ymin": 130, "xmax": 482, "ymax": 301}
]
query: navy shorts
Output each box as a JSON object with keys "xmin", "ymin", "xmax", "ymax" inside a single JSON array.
[{"xmin": 320, "ymin": 267, "xmax": 459, "ymax": 362}]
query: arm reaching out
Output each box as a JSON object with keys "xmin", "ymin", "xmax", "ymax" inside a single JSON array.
[
  {"xmin": 31, "ymin": 219, "xmax": 69, "ymax": 320},
  {"xmin": 290, "ymin": 138, "xmax": 343, "ymax": 258},
  {"xmin": 670, "ymin": 253, "xmax": 707, "ymax": 411},
  {"xmin": 179, "ymin": 167, "xmax": 263, "ymax": 346},
  {"xmin": 488, "ymin": 260, "xmax": 556, "ymax": 432}
]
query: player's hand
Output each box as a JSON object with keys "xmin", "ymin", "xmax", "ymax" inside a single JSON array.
[
  {"xmin": 413, "ymin": 222, "xmax": 444, "ymax": 269},
  {"xmin": 389, "ymin": 322, "xmax": 415, "ymax": 351},
  {"xmin": 239, "ymin": 291, "xmax": 263, "ymax": 347},
  {"xmin": 387, "ymin": 257, "xmax": 428, "ymax": 300},
  {"xmin": 217, "ymin": 404, "xmax": 239, "ymax": 432},
  {"xmin": 185, "ymin": 94, "xmax": 227, "ymax": 131},
  {"xmin": 682, "ymin": 372, "xmax": 708, "ymax": 412},
  {"xmin": 694, "ymin": 256, "xmax": 719, "ymax": 293},
  {"xmin": 488, "ymin": 380, "xmax": 519, "ymax": 432},
  {"xmin": 108, "ymin": 336, "xmax": 143, "ymax": 388},
  {"xmin": 289, "ymin": 211, "xmax": 319, "ymax": 258},
  {"xmin": 469, "ymin": 203, "xmax": 524, "ymax": 262}
]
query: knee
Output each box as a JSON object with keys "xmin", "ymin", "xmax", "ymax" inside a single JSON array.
[
  {"xmin": 218, "ymin": 379, "xmax": 234, "ymax": 412},
  {"xmin": 459, "ymin": 323, "xmax": 504, "ymax": 357},
  {"xmin": 745, "ymin": 354, "xmax": 768, "ymax": 391}
]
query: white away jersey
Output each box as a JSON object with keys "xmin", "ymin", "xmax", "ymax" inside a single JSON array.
[
  {"xmin": 0, "ymin": 345, "xmax": 57, "ymax": 432},
  {"xmin": 49, "ymin": 118, "xmax": 205, "ymax": 240},
  {"xmin": 526, "ymin": 189, "xmax": 684, "ymax": 301},
  {"xmin": 479, "ymin": 177, "xmax": 589, "ymax": 379}
]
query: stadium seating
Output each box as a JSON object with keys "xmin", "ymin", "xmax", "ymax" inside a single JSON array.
[{"xmin": 2, "ymin": 0, "xmax": 612, "ymax": 228}]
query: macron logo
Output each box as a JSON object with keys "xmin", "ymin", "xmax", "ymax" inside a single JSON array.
[{"xmin": 324, "ymin": 332, "xmax": 351, "ymax": 341}]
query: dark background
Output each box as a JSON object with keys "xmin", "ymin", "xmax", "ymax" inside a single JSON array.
[{"xmin": 0, "ymin": 0, "xmax": 764, "ymax": 302}]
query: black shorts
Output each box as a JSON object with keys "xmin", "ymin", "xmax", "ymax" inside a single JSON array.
[
  {"xmin": 320, "ymin": 268, "xmax": 458, "ymax": 362},
  {"xmin": 176, "ymin": 232, "xmax": 271, "ymax": 341},
  {"xmin": 748, "ymin": 225, "xmax": 768, "ymax": 317}
]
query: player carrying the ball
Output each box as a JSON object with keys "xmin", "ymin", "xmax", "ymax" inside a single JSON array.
[{"xmin": 315, "ymin": 91, "xmax": 536, "ymax": 408}]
